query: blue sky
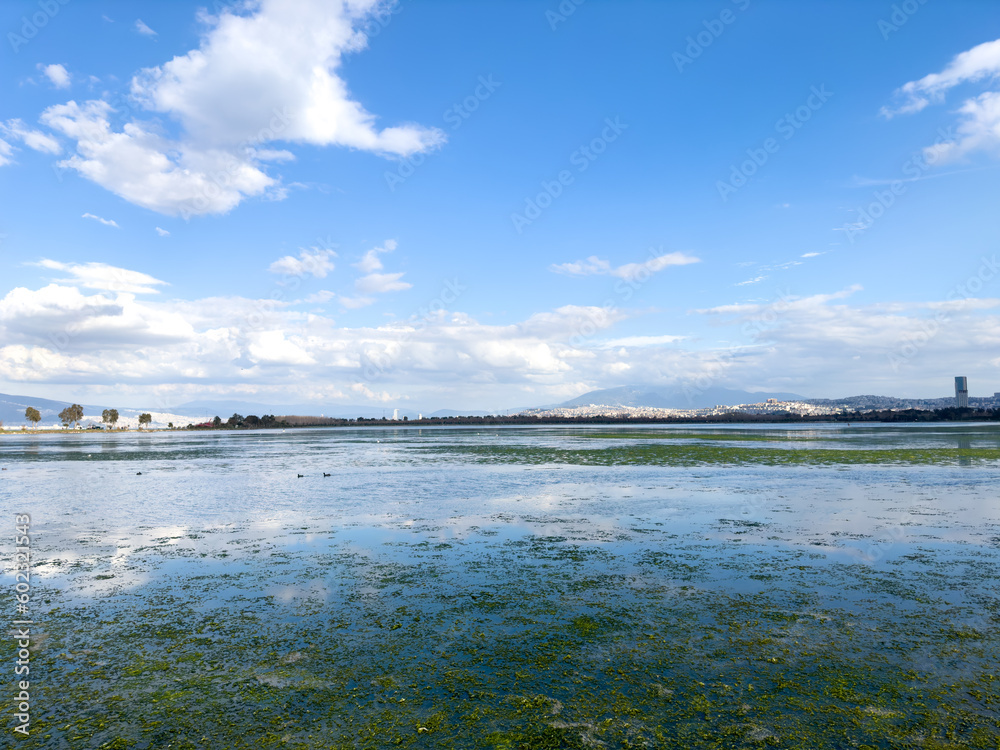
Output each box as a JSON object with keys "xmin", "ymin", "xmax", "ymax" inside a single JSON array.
[{"xmin": 1, "ymin": 0, "xmax": 999, "ymax": 411}]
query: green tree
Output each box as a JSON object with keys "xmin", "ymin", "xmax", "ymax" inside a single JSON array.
[
  {"xmin": 102, "ymin": 408, "xmax": 119, "ymax": 430},
  {"xmin": 227, "ymin": 413, "xmax": 244, "ymax": 428},
  {"xmin": 25, "ymin": 407, "xmax": 41, "ymax": 429},
  {"xmin": 212, "ymin": 416, "xmax": 222, "ymax": 428},
  {"xmin": 138, "ymin": 413, "xmax": 152, "ymax": 429},
  {"xmin": 58, "ymin": 404, "xmax": 84, "ymax": 428}
]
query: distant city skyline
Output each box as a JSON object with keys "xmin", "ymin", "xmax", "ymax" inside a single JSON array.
[{"xmin": 1, "ymin": 1, "xmax": 999, "ymax": 411}]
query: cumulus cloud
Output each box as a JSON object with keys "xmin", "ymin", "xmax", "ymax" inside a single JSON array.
[
  {"xmin": 135, "ymin": 19, "xmax": 157, "ymax": 36},
  {"xmin": 353, "ymin": 239, "xmax": 397, "ymax": 273},
  {"xmin": 551, "ymin": 251, "xmax": 700, "ymax": 281},
  {"xmin": 0, "ymin": 284, "xmax": 191, "ymax": 350},
  {"xmin": 82, "ymin": 212, "xmax": 119, "ymax": 228},
  {"xmin": 268, "ymin": 247, "xmax": 337, "ymax": 278},
  {"xmin": 34, "ymin": 1, "xmax": 443, "ymax": 216},
  {"xmin": 155, "ymin": 227, "xmax": 170, "ymax": 236},
  {"xmin": 41, "ymin": 63, "xmax": 71, "ymax": 89},
  {"xmin": 41, "ymin": 100, "xmax": 278, "ymax": 216},
  {"xmin": 32, "ymin": 259, "xmax": 168, "ymax": 295},
  {"xmin": 882, "ymin": 38, "xmax": 1000, "ymax": 163},
  {"xmin": 690, "ymin": 284, "xmax": 1000, "ymax": 394},
  {"xmin": 130, "ymin": 0, "xmax": 444, "ymax": 153}
]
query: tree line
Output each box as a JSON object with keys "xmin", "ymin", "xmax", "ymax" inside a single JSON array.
[{"xmin": 22, "ymin": 405, "xmax": 154, "ymax": 429}]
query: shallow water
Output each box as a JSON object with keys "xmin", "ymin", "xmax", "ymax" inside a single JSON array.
[{"xmin": 2, "ymin": 423, "xmax": 999, "ymax": 747}]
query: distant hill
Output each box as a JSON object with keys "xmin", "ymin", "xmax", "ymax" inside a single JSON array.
[
  {"xmin": 0, "ymin": 392, "xmax": 115, "ymax": 426},
  {"xmin": 1, "ymin": 392, "xmax": 66, "ymax": 424},
  {"xmin": 556, "ymin": 384, "xmax": 806, "ymax": 411}
]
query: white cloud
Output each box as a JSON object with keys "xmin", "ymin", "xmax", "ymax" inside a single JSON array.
[
  {"xmin": 155, "ymin": 227, "xmax": 170, "ymax": 237},
  {"xmin": 801, "ymin": 252, "xmax": 822, "ymax": 258},
  {"xmin": 33, "ymin": 1, "xmax": 443, "ymax": 216},
  {"xmin": 882, "ymin": 39, "xmax": 1000, "ymax": 118},
  {"xmin": 135, "ymin": 19, "xmax": 157, "ymax": 36},
  {"xmin": 550, "ymin": 255, "xmax": 611, "ymax": 276},
  {"xmin": 2, "ymin": 270, "xmax": 998, "ymax": 406},
  {"xmin": 41, "ymin": 63, "xmax": 71, "ymax": 89},
  {"xmin": 882, "ymin": 38, "xmax": 1000, "ymax": 163},
  {"xmin": 268, "ymin": 247, "xmax": 337, "ymax": 278},
  {"xmin": 0, "ymin": 284, "xmax": 191, "ymax": 350},
  {"xmin": 0, "ymin": 120, "xmax": 62, "ymax": 163},
  {"xmin": 735, "ymin": 275, "xmax": 767, "ymax": 286},
  {"xmin": 130, "ymin": 0, "xmax": 444, "ymax": 154},
  {"xmin": 551, "ymin": 251, "xmax": 700, "ymax": 281},
  {"xmin": 925, "ymin": 91, "xmax": 1000, "ymax": 163},
  {"xmin": 355, "ymin": 272, "xmax": 411, "ymax": 294},
  {"xmin": 349, "ymin": 239, "xmax": 409, "ymax": 295},
  {"xmin": 41, "ymin": 100, "xmax": 278, "ymax": 216},
  {"xmin": 353, "ymin": 239, "xmax": 398, "ymax": 273},
  {"xmin": 32, "ymin": 259, "xmax": 168, "ymax": 295},
  {"xmin": 82, "ymin": 212, "xmax": 119, "ymax": 228}
]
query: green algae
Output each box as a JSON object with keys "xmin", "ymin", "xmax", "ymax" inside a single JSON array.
[
  {"xmin": 418, "ymin": 441, "xmax": 1000, "ymax": 467},
  {"xmin": 10, "ymin": 531, "xmax": 999, "ymax": 749}
]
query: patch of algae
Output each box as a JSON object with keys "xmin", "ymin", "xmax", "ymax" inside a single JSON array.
[
  {"xmin": 9, "ymin": 534, "xmax": 999, "ymax": 749},
  {"xmin": 417, "ymin": 441, "xmax": 1000, "ymax": 467}
]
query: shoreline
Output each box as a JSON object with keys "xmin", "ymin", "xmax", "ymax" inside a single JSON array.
[{"xmin": 3, "ymin": 410, "xmax": 1000, "ymax": 435}]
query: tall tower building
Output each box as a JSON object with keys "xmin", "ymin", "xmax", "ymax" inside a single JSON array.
[{"xmin": 955, "ymin": 376, "xmax": 969, "ymax": 408}]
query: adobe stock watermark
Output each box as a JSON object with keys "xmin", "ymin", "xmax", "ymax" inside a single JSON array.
[
  {"xmin": 52, "ymin": 91, "xmax": 142, "ymax": 184},
  {"xmin": 385, "ymin": 75, "xmax": 501, "ymax": 192},
  {"xmin": 886, "ymin": 254, "xmax": 998, "ymax": 372},
  {"xmin": 360, "ymin": 0, "xmax": 402, "ymax": 40},
  {"xmin": 673, "ymin": 0, "xmax": 751, "ymax": 73},
  {"xmin": 839, "ymin": 126, "xmax": 954, "ymax": 244},
  {"xmin": 716, "ymin": 85, "xmax": 833, "ymax": 202},
  {"xmin": 178, "ymin": 106, "xmax": 294, "ymax": 220},
  {"xmin": 7, "ymin": 0, "xmax": 71, "ymax": 53},
  {"xmin": 546, "ymin": 0, "xmax": 586, "ymax": 31},
  {"xmin": 877, "ymin": 0, "xmax": 930, "ymax": 41},
  {"xmin": 510, "ymin": 117, "xmax": 627, "ymax": 234}
]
